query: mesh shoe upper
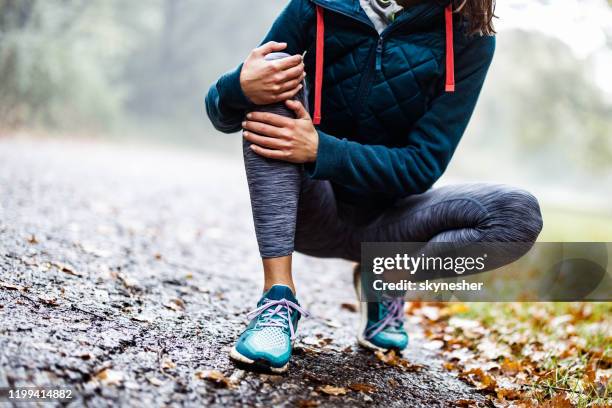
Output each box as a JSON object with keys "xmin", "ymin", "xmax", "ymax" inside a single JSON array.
[{"xmin": 234, "ymin": 285, "xmax": 307, "ymax": 368}]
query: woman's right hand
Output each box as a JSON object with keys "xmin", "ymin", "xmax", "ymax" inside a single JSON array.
[{"xmin": 240, "ymin": 41, "xmax": 305, "ymax": 105}]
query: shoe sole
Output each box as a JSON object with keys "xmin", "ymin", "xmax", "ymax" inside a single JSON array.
[{"xmin": 229, "ymin": 346, "xmax": 289, "ymax": 374}]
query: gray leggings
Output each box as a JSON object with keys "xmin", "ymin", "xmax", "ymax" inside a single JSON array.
[{"xmin": 243, "ymin": 55, "xmax": 543, "ymax": 262}]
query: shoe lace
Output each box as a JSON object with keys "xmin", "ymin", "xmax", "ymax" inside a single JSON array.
[
  {"xmin": 246, "ymin": 299, "xmax": 310, "ymax": 340},
  {"xmin": 365, "ymin": 297, "xmax": 405, "ymax": 340}
]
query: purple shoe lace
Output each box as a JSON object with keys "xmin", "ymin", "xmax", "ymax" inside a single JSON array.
[
  {"xmin": 246, "ymin": 299, "xmax": 310, "ymax": 340},
  {"xmin": 364, "ymin": 297, "xmax": 405, "ymax": 340}
]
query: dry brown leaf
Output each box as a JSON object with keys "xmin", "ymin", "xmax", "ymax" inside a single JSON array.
[
  {"xmin": 95, "ymin": 368, "xmax": 124, "ymax": 385},
  {"xmin": 296, "ymin": 400, "xmax": 320, "ymax": 408},
  {"xmin": 340, "ymin": 302, "xmax": 358, "ymax": 313},
  {"xmin": 161, "ymin": 358, "xmax": 176, "ymax": 370},
  {"xmin": 541, "ymin": 393, "xmax": 573, "ymax": 408},
  {"xmin": 455, "ymin": 399, "xmax": 478, "ymax": 407},
  {"xmin": 27, "ymin": 234, "xmax": 38, "ymax": 244},
  {"xmin": 459, "ymin": 368, "xmax": 497, "ymax": 392},
  {"xmin": 38, "ymin": 295, "xmax": 59, "ymax": 306},
  {"xmin": 443, "ymin": 361, "xmax": 458, "ymax": 371},
  {"xmin": 500, "ymin": 358, "xmax": 522, "ymax": 376},
  {"xmin": 51, "ymin": 262, "xmax": 83, "ymax": 277},
  {"xmin": 195, "ymin": 370, "xmax": 233, "ymax": 388},
  {"xmin": 318, "ymin": 385, "xmax": 348, "ymax": 396},
  {"xmin": 117, "ymin": 273, "xmax": 139, "ymax": 289},
  {"xmin": 164, "ymin": 298, "xmax": 185, "ymax": 312},
  {"xmin": 375, "ymin": 350, "xmax": 423, "ymax": 372},
  {"xmin": 496, "ymin": 387, "xmax": 522, "ymax": 400},
  {"xmin": 0, "ymin": 281, "xmax": 23, "ymax": 290},
  {"xmin": 147, "ymin": 376, "xmax": 163, "ymax": 386},
  {"xmin": 348, "ymin": 383, "xmax": 377, "ymax": 393}
]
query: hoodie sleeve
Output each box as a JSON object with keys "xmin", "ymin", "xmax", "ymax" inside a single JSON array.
[
  {"xmin": 205, "ymin": 0, "xmax": 315, "ymax": 133},
  {"xmin": 306, "ymin": 35, "xmax": 496, "ymax": 196}
]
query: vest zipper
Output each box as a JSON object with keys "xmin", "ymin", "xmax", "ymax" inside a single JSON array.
[{"xmin": 375, "ymin": 37, "xmax": 383, "ymax": 71}]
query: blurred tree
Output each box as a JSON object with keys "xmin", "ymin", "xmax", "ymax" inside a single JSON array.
[
  {"xmin": 476, "ymin": 30, "xmax": 612, "ymax": 176},
  {"xmin": 122, "ymin": 0, "xmax": 285, "ymax": 121},
  {"xmin": 0, "ymin": 0, "xmax": 128, "ymax": 129}
]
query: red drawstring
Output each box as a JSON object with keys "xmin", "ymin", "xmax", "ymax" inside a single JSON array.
[
  {"xmin": 313, "ymin": 5, "xmax": 325, "ymax": 125},
  {"xmin": 444, "ymin": 4, "xmax": 455, "ymax": 92}
]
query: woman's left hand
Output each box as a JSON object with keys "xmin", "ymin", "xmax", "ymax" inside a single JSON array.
[{"xmin": 242, "ymin": 100, "xmax": 318, "ymax": 164}]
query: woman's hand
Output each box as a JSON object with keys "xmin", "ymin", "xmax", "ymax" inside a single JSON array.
[
  {"xmin": 240, "ymin": 41, "xmax": 305, "ymax": 105},
  {"xmin": 243, "ymin": 100, "xmax": 319, "ymax": 164}
]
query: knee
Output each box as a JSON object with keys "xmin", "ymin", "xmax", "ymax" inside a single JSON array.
[{"xmin": 484, "ymin": 186, "xmax": 543, "ymax": 243}]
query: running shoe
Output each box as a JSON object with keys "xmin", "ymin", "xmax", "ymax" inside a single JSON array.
[
  {"xmin": 230, "ymin": 285, "xmax": 308, "ymax": 373},
  {"xmin": 354, "ymin": 265, "xmax": 409, "ymax": 351}
]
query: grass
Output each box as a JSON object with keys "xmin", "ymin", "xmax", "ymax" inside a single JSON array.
[{"xmin": 539, "ymin": 206, "xmax": 612, "ymax": 242}]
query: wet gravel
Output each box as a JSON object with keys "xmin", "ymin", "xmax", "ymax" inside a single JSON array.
[{"xmin": 0, "ymin": 138, "xmax": 486, "ymax": 407}]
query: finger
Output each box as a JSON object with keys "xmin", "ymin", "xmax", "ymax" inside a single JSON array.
[
  {"xmin": 285, "ymin": 99, "xmax": 310, "ymax": 120},
  {"xmin": 242, "ymin": 120, "xmax": 285, "ymax": 139},
  {"xmin": 276, "ymin": 73, "xmax": 306, "ymax": 93},
  {"xmin": 255, "ymin": 41, "xmax": 287, "ymax": 56},
  {"xmin": 274, "ymin": 84, "xmax": 303, "ymax": 102},
  {"xmin": 247, "ymin": 111, "xmax": 294, "ymax": 128},
  {"xmin": 250, "ymin": 144, "xmax": 287, "ymax": 160},
  {"xmin": 271, "ymin": 54, "xmax": 303, "ymax": 71},
  {"xmin": 243, "ymin": 131, "xmax": 286, "ymax": 149},
  {"xmin": 275, "ymin": 64, "xmax": 305, "ymax": 86}
]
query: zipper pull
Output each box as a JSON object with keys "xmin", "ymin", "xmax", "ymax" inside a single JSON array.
[{"xmin": 375, "ymin": 37, "xmax": 383, "ymax": 71}]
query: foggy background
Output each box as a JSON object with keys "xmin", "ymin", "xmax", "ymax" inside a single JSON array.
[{"xmin": 1, "ymin": 0, "xmax": 611, "ymax": 240}]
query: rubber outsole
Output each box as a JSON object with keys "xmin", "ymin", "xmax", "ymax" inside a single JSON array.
[{"xmin": 229, "ymin": 346, "xmax": 289, "ymax": 374}]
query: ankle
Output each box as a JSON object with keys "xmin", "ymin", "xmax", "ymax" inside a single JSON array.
[{"xmin": 263, "ymin": 281, "xmax": 297, "ymax": 295}]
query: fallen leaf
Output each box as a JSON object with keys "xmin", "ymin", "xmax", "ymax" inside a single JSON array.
[
  {"xmin": 195, "ymin": 370, "xmax": 233, "ymax": 388},
  {"xmin": 51, "ymin": 262, "xmax": 83, "ymax": 277},
  {"xmin": 131, "ymin": 314, "xmax": 155, "ymax": 323},
  {"xmin": 348, "ymin": 383, "xmax": 377, "ymax": 393},
  {"xmin": 0, "ymin": 281, "xmax": 22, "ymax": 290},
  {"xmin": 459, "ymin": 368, "xmax": 497, "ymax": 392},
  {"xmin": 375, "ymin": 350, "xmax": 423, "ymax": 371},
  {"xmin": 161, "ymin": 358, "xmax": 176, "ymax": 370},
  {"xmin": 147, "ymin": 376, "xmax": 163, "ymax": 386},
  {"xmin": 296, "ymin": 400, "xmax": 320, "ymax": 408},
  {"xmin": 96, "ymin": 369, "xmax": 124, "ymax": 386},
  {"xmin": 27, "ymin": 234, "xmax": 38, "ymax": 244},
  {"xmin": 322, "ymin": 319, "xmax": 342, "ymax": 328},
  {"xmin": 164, "ymin": 298, "xmax": 185, "ymax": 312},
  {"xmin": 496, "ymin": 387, "xmax": 522, "ymax": 400},
  {"xmin": 455, "ymin": 399, "xmax": 478, "ymax": 407},
  {"xmin": 500, "ymin": 358, "xmax": 521, "ymax": 376},
  {"xmin": 340, "ymin": 302, "xmax": 358, "ymax": 313},
  {"xmin": 318, "ymin": 385, "xmax": 348, "ymax": 396},
  {"xmin": 541, "ymin": 393, "xmax": 573, "ymax": 408},
  {"xmin": 38, "ymin": 295, "xmax": 59, "ymax": 306},
  {"xmin": 78, "ymin": 352, "xmax": 94, "ymax": 360},
  {"xmin": 117, "ymin": 273, "xmax": 139, "ymax": 289}
]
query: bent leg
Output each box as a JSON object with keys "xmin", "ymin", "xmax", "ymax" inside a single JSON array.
[
  {"xmin": 353, "ymin": 184, "xmax": 543, "ymax": 268},
  {"xmin": 243, "ymin": 52, "xmax": 308, "ymax": 259}
]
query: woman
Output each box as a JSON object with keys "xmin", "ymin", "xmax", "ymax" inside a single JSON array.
[{"xmin": 206, "ymin": 0, "xmax": 542, "ymax": 373}]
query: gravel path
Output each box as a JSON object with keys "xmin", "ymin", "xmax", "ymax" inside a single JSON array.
[{"xmin": 0, "ymin": 138, "xmax": 485, "ymax": 407}]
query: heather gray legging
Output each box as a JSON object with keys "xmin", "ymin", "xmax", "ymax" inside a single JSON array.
[{"xmin": 243, "ymin": 54, "xmax": 543, "ymax": 262}]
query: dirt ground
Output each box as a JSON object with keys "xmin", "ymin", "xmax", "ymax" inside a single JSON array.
[{"xmin": 0, "ymin": 138, "xmax": 488, "ymax": 407}]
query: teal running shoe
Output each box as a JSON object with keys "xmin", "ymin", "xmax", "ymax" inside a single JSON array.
[
  {"xmin": 230, "ymin": 285, "xmax": 308, "ymax": 373},
  {"xmin": 354, "ymin": 266, "xmax": 409, "ymax": 351}
]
